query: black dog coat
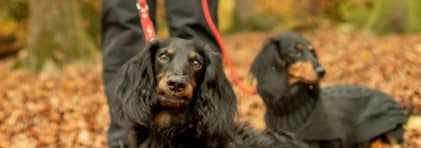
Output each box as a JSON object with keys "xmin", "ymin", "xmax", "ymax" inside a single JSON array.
[
  {"xmin": 251, "ymin": 33, "xmax": 407, "ymax": 148},
  {"xmin": 295, "ymin": 85, "xmax": 406, "ymax": 147}
]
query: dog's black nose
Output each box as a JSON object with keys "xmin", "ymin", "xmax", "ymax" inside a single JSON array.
[
  {"xmin": 167, "ymin": 76, "xmax": 187, "ymax": 92},
  {"xmin": 315, "ymin": 66, "xmax": 326, "ymax": 78}
]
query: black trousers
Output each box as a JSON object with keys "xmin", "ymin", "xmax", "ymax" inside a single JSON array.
[{"xmin": 101, "ymin": 0, "xmax": 219, "ymax": 147}]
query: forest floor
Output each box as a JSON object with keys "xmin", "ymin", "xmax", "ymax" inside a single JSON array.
[{"xmin": 1, "ymin": 29, "xmax": 420, "ymax": 147}]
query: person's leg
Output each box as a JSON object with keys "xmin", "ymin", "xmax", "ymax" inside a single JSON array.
[
  {"xmin": 101, "ymin": 0, "xmax": 156, "ymax": 147},
  {"xmin": 165, "ymin": 0, "xmax": 219, "ymax": 51}
]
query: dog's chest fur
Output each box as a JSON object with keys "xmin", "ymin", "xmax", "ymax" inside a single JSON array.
[
  {"xmin": 132, "ymin": 125, "xmax": 229, "ymax": 148},
  {"xmin": 138, "ymin": 133, "xmax": 221, "ymax": 148},
  {"xmin": 265, "ymin": 90, "xmax": 318, "ymax": 131}
]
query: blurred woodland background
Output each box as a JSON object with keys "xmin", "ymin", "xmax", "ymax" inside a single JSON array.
[
  {"xmin": 0, "ymin": 0, "xmax": 420, "ymax": 147},
  {"xmin": 1, "ymin": 0, "xmax": 421, "ymax": 67}
]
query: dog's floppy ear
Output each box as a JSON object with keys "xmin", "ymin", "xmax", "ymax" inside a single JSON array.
[
  {"xmin": 194, "ymin": 43, "xmax": 236, "ymax": 140},
  {"xmin": 115, "ymin": 39, "xmax": 166, "ymax": 125},
  {"xmin": 250, "ymin": 39, "xmax": 290, "ymax": 103},
  {"xmin": 251, "ymin": 39, "xmax": 286, "ymax": 80}
]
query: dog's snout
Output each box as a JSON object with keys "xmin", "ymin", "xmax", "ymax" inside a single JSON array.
[
  {"xmin": 166, "ymin": 76, "xmax": 188, "ymax": 92},
  {"xmin": 306, "ymin": 51, "xmax": 325, "ymax": 78},
  {"xmin": 314, "ymin": 66, "xmax": 326, "ymax": 78}
]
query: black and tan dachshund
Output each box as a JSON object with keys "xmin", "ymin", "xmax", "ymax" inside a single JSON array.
[
  {"xmin": 251, "ymin": 32, "xmax": 408, "ymax": 148},
  {"xmin": 115, "ymin": 38, "xmax": 309, "ymax": 148}
]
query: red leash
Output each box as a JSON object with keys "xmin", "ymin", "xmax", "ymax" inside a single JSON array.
[
  {"xmin": 137, "ymin": 0, "xmax": 257, "ymax": 94},
  {"xmin": 200, "ymin": 0, "xmax": 256, "ymax": 94},
  {"xmin": 137, "ymin": 0, "xmax": 156, "ymax": 42}
]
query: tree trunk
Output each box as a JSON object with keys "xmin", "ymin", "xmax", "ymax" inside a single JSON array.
[
  {"xmin": 234, "ymin": 0, "xmax": 255, "ymax": 30},
  {"xmin": 291, "ymin": 0, "xmax": 323, "ymax": 29},
  {"xmin": 364, "ymin": 0, "xmax": 409, "ymax": 34},
  {"xmin": 27, "ymin": 0, "xmax": 95, "ymax": 71}
]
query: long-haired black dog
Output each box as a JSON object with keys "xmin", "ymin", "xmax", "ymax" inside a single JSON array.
[
  {"xmin": 251, "ymin": 33, "xmax": 408, "ymax": 148},
  {"xmin": 115, "ymin": 38, "xmax": 309, "ymax": 148}
]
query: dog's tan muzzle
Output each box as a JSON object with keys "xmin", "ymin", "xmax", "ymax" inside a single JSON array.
[{"xmin": 288, "ymin": 61, "xmax": 325, "ymax": 85}]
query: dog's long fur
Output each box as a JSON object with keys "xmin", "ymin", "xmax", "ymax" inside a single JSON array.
[
  {"xmin": 251, "ymin": 33, "xmax": 408, "ymax": 148},
  {"xmin": 115, "ymin": 38, "xmax": 308, "ymax": 148}
]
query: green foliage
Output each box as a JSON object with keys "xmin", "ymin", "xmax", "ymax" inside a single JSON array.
[
  {"xmin": 0, "ymin": 0, "xmax": 100, "ymax": 52},
  {"xmin": 0, "ymin": 0, "xmax": 28, "ymax": 56},
  {"xmin": 407, "ymin": 0, "xmax": 421, "ymax": 33},
  {"xmin": 0, "ymin": 0, "xmax": 28, "ymax": 21},
  {"xmin": 363, "ymin": 0, "xmax": 397, "ymax": 34},
  {"xmin": 78, "ymin": 0, "xmax": 100, "ymax": 46},
  {"xmin": 364, "ymin": 0, "xmax": 421, "ymax": 34},
  {"xmin": 218, "ymin": 0, "xmax": 235, "ymax": 32},
  {"xmin": 336, "ymin": 0, "xmax": 421, "ymax": 34},
  {"xmin": 1, "ymin": 0, "xmax": 421, "ymax": 56},
  {"xmin": 337, "ymin": 0, "xmax": 373, "ymax": 27}
]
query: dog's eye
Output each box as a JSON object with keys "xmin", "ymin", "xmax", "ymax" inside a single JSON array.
[
  {"xmin": 191, "ymin": 59, "xmax": 202, "ymax": 70},
  {"xmin": 308, "ymin": 45, "xmax": 314, "ymax": 51},
  {"xmin": 294, "ymin": 43, "xmax": 302, "ymax": 57},
  {"xmin": 295, "ymin": 43, "xmax": 303, "ymax": 50},
  {"xmin": 158, "ymin": 53, "xmax": 170, "ymax": 62}
]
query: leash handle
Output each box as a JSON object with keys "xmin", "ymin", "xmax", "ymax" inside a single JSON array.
[{"xmin": 137, "ymin": 0, "xmax": 156, "ymax": 42}]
